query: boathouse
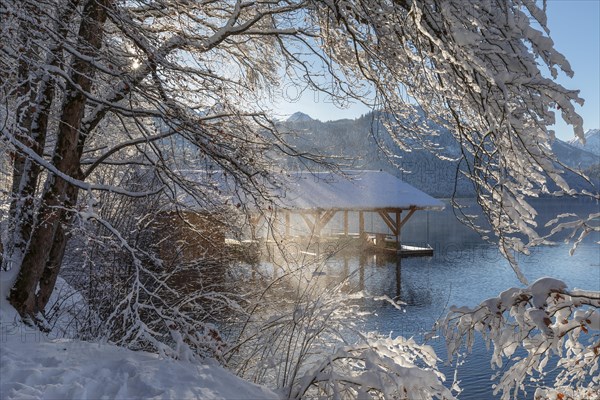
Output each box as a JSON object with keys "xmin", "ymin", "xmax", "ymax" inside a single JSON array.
[{"xmin": 254, "ymin": 170, "xmax": 444, "ymax": 256}]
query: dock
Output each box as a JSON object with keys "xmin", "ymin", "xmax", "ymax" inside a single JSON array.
[
  {"xmin": 240, "ymin": 233, "xmax": 435, "ymax": 260},
  {"xmin": 365, "ymin": 235, "xmax": 434, "ymax": 257},
  {"xmin": 246, "ymin": 171, "xmax": 443, "ymax": 259}
]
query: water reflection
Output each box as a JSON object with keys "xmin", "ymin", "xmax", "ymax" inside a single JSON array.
[{"xmin": 252, "ymin": 198, "xmax": 599, "ymax": 399}]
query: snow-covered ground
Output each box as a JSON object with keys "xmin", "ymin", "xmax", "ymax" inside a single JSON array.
[{"xmin": 0, "ymin": 297, "xmax": 278, "ymax": 400}]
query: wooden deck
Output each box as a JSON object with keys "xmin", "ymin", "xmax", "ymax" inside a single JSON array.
[
  {"xmin": 399, "ymin": 244, "xmax": 434, "ymax": 257},
  {"xmin": 248, "ymin": 234, "xmax": 435, "ymax": 258},
  {"xmin": 371, "ymin": 244, "xmax": 434, "ymax": 257}
]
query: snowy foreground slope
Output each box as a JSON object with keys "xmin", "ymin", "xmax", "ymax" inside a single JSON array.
[{"xmin": 0, "ymin": 305, "xmax": 278, "ymax": 400}]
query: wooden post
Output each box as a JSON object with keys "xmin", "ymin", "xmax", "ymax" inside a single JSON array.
[
  {"xmin": 378, "ymin": 211, "xmax": 398, "ymax": 236},
  {"xmin": 396, "ymin": 211, "xmax": 401, "ymax": 245},
  {"xmin": 285, "ymin": 211, "xmax": 290, "ymax": 237},
  {"xmin": 395, "ymin": 257, "xmax": 402, "ymax": 298},
  {"xmin": 343, "ymin": 210, "xmax": 348, "ymax": 236},
  {"xmin": 299, "ymin": 212, "xmax": 314, "ymax": 235},
  {"xmin": 250, "ymin": 214, "xmax": 262, "ymax": 241},
  {"xmin": 359, "ymin": 211, "xmax": 365, "ymax": 240},
  {"xmin": 314, "ymin": 211, "xmax": 321, "ymax": 238},
  {"xmin": 318, "ymin": 210, "xmax": 336, "ymax": 235},
  {"xmin": 400, "ymin": 207, "xmax": 417, "ymax": 229},
  {"xmin": 315, "ymin": 211, "xmax": 321, "ymax": 258}
]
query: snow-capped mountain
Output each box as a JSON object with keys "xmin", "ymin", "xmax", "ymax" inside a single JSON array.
[
  {"xmin": 567, "ymin": 129, "xmax": 600, "ymax": 157},
  {"xmin": 286, "ymin": 111, "xmax": 314, "ymax": 123}
]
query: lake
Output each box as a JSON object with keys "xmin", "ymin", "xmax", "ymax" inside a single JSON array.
[{"xmin": 270, "ymin": 198, "xmax": 599, "ymax": 399}]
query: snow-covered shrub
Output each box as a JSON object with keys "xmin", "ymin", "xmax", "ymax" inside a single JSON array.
[
  {"xmin": 55, "ymin": 166, "xmax": 244, "ymax": 363},
  {"xmin": 290, "ymin": 334, "xmax": 455, "ymax": 399},
  {"xmin": 439, "ymin": 277, "xmax": 600, "ymax": 400},
  {"xmin": 228, "ymin": 244, "xmax": 455, "ymax": 399}
]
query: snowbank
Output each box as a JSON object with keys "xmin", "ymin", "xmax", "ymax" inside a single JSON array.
[{"xmin": 0, "ymin": 305, "xmax": 278, "ymax": 400}]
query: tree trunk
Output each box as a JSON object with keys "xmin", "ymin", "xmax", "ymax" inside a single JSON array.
[
  {"xmin": 2, "ymin": 0, "xmax": 81, "ymax": 271},
  {"xmin": 4, "ymin": 3, "xmax": 37, "ymax": 270},
  {"xmin": 9, "ymin": 0, "xmax": 108, "ymax": 317},
  {"xmin": 36, "ymin": 180, "xmax": 81, "ymax": 314}
]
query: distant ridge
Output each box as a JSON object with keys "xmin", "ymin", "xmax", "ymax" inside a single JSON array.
[{"xmin": 286, "ymin": 111, "xmax": 313, "ymax": 123}]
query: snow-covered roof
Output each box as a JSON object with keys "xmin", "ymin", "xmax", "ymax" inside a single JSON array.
[
  {"xmin": 276, "ymin": 171, "xmax": 444, "ymax": 211},
  {"xmin": 168, "ymin": 170, "xmax": 444, "ymax": 212}
]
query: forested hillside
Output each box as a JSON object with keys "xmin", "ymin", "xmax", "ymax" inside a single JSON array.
[{"xmin": 281, "ymin": 113, "xmax": 599, "ymax": 197}]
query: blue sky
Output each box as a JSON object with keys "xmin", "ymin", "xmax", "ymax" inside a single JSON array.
[
  {"xmin": 275, "ymin": 1, "xmax": 599, "ymax": 141},
  {"xmin": 545, "ymin": 0, "xmax": 599, "ymax": 140}
]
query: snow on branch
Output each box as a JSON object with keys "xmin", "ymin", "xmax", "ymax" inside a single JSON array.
[
  {"xmin": 1, "ymin": 128, "xmax": 165, "ymax": 198},
  {"xmin": 439, "ymin": 277, "xmax": 600, "ymax": 400}
]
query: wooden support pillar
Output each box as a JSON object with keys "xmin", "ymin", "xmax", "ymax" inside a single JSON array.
[
  {"xmin": 314, "ymin": 211, "xmax": 321, "ymax": 259},
  {"xmin": 399, "ymin": 207, "xmax": 417, "ymax": 231},
  {"xmin": 378, "ymin": 211, "xmax": 398, "ymax": 236},
  {"xmin": 359, "ymin": 211, "xmax": 365, "ymax": 239},
  {"xmin": 343, "ymin": 210, "xmax": 348, "ymax": 236},
  {"xmin": 318, "ymin": 210, "xmax": 336, "ymax": 234},
  {"xmin": 343, "ymin": 255, "xmax": 349, "ymax": 276},
  {"xmin": 300, "ymin": 210, "xmax": 336, "ymax": 238},
  {"xmin": 396, "ymin": 207, "xmax": 418, "ymax": 246},
  {"xmin": 249, "ymin": 214, "xmax": 263, "ymax": 240},
  {"xmin": 396, "ymin": 211, "xmax": 401, "ymax": 244},
  {"xmin": 299, "ymin": 213, "xmax": 315, "ymax": 235},
  {"xmin": 314, "ymin": 211, "xmax": 321, "ymax": 237}
]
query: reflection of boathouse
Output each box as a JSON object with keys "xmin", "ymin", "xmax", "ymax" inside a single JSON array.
[{"xmin": 253, "ymin": 171, "xmax": 444, "ymax": 257}]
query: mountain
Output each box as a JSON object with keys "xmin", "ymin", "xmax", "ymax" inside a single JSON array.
[
  {"xmin": 551, "ymin": 138, "xmax": 599, "ymax": 169},
  {"xmin": 280, "ymin": 114, "xmax": 599, "ymax": 197},
  {"xmin": 280, "ymin": 114, "xmax": 474, "ymax": 197},
  {"xmin": 567, "ymin": 129, "xmax": 600, "ymax": 157},
  {"xmin": 286, "ymin": 111, "xmax": 314, "ymax": 123}
]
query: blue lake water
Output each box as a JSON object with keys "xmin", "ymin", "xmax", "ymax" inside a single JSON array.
[{"xmin": 312, "ymin": 198, "xmax": 600, "ymax": 399}]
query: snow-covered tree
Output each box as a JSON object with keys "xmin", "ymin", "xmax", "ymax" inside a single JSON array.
[
  {"xmin": 439, "ymin": 277, "xmax": 599, "ymax": 400},
  {"xmin": 1, "ymin": 0, "xmax": 591, "ymax": 315},
  {"xmin": 0, "ymin": 0, "xmax": 598, "ymax": 397}
]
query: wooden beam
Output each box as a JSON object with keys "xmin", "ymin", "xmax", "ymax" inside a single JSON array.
[
  {"xmin": 377, "ymin": 211, "xmax": 398, "ymax": 236},
  {"xmin": 298, "ymin": 210, "xmax": 337, "ymax": 237},
  {"xmin": 250, "ymin": 214, "xmax": 263, "ymax": 226},
  {"xmin": 343, "ymin": 210, "xmax": 348, "ymax": 236},
  {"xmin": 398, "ymin": 207, "xmax": 417, "ymax": 230},
  {"xmin": 299, "ymin": 213, "xmax": 315, "ymax": 233},
  {"xmin": 317, "ymin": 210, "xmax": 337, "ymax": 232},
  {"xmin": 314, "ymin": 211, "xmax": 321, "ymax": 236},
  {"xmin": 395, "ymin": 211, "xmax": 401, "ymax": 243},
  {"xmin": 249, "ymin": 214, "xmax": 263, "ymax": 240},
  {"xmin": 359, "ymin": 211, "xmax": 365, "ymax": 239}
]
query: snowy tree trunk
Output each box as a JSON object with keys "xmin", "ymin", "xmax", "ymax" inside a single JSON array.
[
  {"xmin": 4, "ymin": 4, "xmax": 37, "ymax": 270},
  {"xmin": 2, "ymin": 0, "xmax": 80, "ymax": 271},
  {"xmin": 36, "ymin": 183, "xmax": 80, "ymax": 313},
  {"xmin": 9, "ymin": 0, "xmax": 108, "ymax": 317}
]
